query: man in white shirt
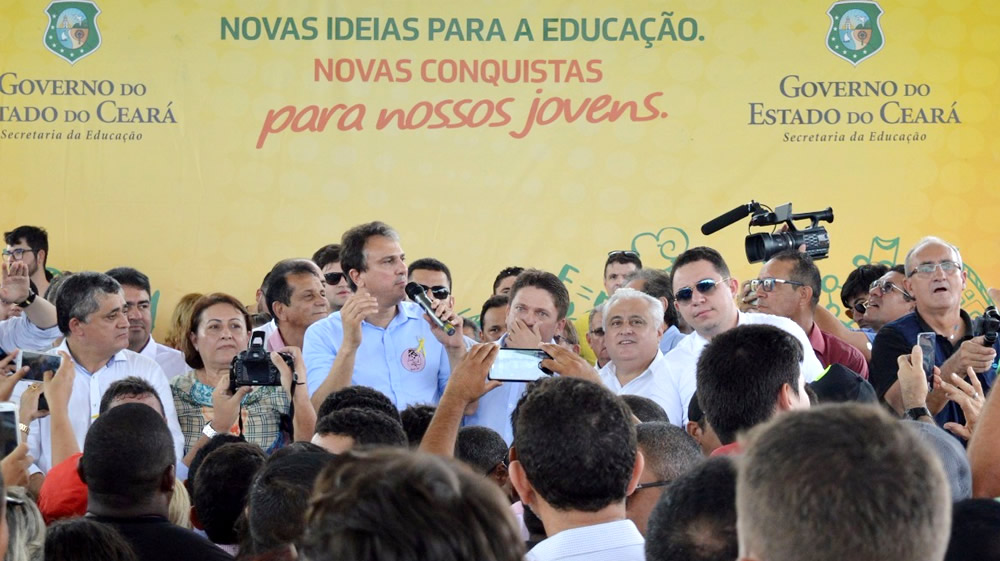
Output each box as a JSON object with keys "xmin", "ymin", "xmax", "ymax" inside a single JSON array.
[
  {"xmin": 511, "ymin": 376, "xmax": 646, "ymax": 561},
  {"xmin": 26, "ymin": 272, "xmax": 184, "ymax": 487},
  {"xmin": 597, "ymin": 288, "xmax": 677, "ymax": 422},
  {"xmin": 662, "ymin": 247, "xmax": 825, "ymax": 424},
  {"xmin": 106, "ymin": 267, "xmax": 188, "ymax": 379}
]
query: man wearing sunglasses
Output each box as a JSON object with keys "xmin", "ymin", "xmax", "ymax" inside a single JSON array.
[
  {"xmin": 407, "ymin": 258, "xmax": 455, "ymax": 309},
  {"xmin": 312, "ymin": 243, "xmax": 351, "ymax": 313},
  {"xmin": 864, "ymin": 266, "xmax": 916, "ymax": 331},
  {"xmin": 661, "ymin": 247, "xmax": 824, "ymax": 425},
  {"xmin": 753, "ymin": 251, "xmax": 869, "ymax": 379},
  {"xmin": 870, "ymin": 237, "xmax": 998, "ymax": 429}
]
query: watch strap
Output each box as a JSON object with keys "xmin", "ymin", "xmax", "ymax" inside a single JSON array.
[
  {"xmin": 904, "ymin": 406, "xmax": 932, "ymax": 420},
  {"xmin": 17, "ymin": 290, "xmax": 36, "ymax": 309}
]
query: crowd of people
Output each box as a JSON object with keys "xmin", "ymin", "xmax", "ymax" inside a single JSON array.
[{"xmin": 0, "ymin": 222, "xmax": 998, "ymax": 561}]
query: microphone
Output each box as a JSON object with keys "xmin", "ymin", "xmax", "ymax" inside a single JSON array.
[
  {"xmin": 701, "ymin": 202, "xmax": 756, "ymax": 236},
  {"xmin": 405, "ymin": 282, "xmax": 457, "ymax": 336}
]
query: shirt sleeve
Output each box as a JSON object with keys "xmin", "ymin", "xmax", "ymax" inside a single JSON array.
[
  {"xmin": 303, "ymin": 318, "xmax": 338, "ymax": 397},
  {"xmin": 436, "ymin": 340, "xmax": 452, "ymax": 401},
  {"xmin": 0, "ymin": 317, "xmax": 61, "ymax": 353},
  {"xmin": 869, "ymin": 325, "xmax": 910, "ymax": 399}
]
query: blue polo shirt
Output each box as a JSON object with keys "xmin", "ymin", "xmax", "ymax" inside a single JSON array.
[
  {"xmin": 870, "ymin": 310, "xmax": 998, "ymax": 432},
  {"xmin": 303, "ymin": 301, "xmax": 450, "ymax": 409}
]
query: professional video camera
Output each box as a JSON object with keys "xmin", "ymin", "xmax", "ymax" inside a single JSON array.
[
  {"xmin": 973, "ymin": 306, "xmax": 1000, "ymax": 347},
  {"xmin": 701, "ymin": 201, "xmax": 834, "ymax": 264}
]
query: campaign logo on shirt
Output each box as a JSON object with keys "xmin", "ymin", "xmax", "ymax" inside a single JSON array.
[{"xmin": 401, "ymin": 338, "xmax": 427, "ymax": 372}]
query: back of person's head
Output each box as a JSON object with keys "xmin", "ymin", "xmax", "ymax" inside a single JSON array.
[
  {"xmin": 738, "ymin": 404, "xmax": 951, "ymax": 561},
  {"xmin": 455, "ymin": 426, "xmax": 508, "ymax": 475},
  {"xmin": 98, "ymin": 376, "xmax": 164, "ymax": 414},
  {"xmin": 314, "ymin": 407, "xmax": 407, "ymax": 448},
  {"xmin": 247, "ymin": 449, "xmax": 335, "ymax": 555},
  {"xmin": 44, "ymin": 517, "xmax": 137, "ymax": 561},
  {"xmin": 4, "ymin": 487, "xmax": 45, "ymax": 561},
  {"xmin": 55, "ymin": 271, "xmax": 123, "ymax": 336},
  {"xmin": 509, "ymin": 269, "xmax": 570, "ymax": 321},
  {"xmin": 400, "ymin": 404, "xmax": 436, "ymax": 447},
  {"xmin": 696, "ymin": 324, "xmax": 804, "ymax": 444},
  {"xmin": 903, "ymin": 420, "xmax": 972, "ymax": 501},
  {"xmin": 513, "ymin": 377, "xmax": 636, "ymax": 511},
  {"xmin": 636, "ymin": 422, "xmax": 702, "ymax": 482},
  {"xmin": 768, "ymin": 250, "xmax": 822, "ymax": 307},
  {"xmin": 646, "ymin": 457, "xmax": 737, "ymax": 561},
  {"xmin": 299, "ymin": 448, "xmax": 524, "ymax": 561},
  {"xmin": 43, "ymin": 271, "xmax": 74, "ymax": 306},
  {"xmin": 186, "ymin": 434, "xmax": 245, "ymax": 494},
  {"xmin": 79, "ymin": 403, "xmax": 176, "ymax": 510},
  {"xmin": 622, "ymin": 394, "xmax": 670, "ymax": 423},
  {"xmin": 192, "ymin": 442, "xmax": 266, "ymax": 545},
  {"xmin": 946, "ymin": 499, "xmax": 1000, "ymax": 561},
  {"xmin": 670, "ymin": 247, "xmax": 731, "ymax": 280},
  {"xmin": 840, "ymin": 263, "xmax": 889, "ymax": 307},
  {"xmin": 316, "ymin": 385, "xmax": 399, "ymax": 421}
]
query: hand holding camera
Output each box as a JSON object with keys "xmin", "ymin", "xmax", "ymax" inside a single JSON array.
[{"xmin": 229, "ymin": 331, "xmax": 294, "ymax": 392}]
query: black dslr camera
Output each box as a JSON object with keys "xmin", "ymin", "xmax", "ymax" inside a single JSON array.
[
  {"xmin": 230, "ymin": 331, "xmax": 294, "ymax": 391},
  {"xmin": 974, "ymin": 306, "xmax": 1000, "ymax": 347}
]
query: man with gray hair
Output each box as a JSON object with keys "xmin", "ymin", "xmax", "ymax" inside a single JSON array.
[
  {"xmin": 870, "ymin": 236, "xmax": 998, "ymax": 429},
  {"xmin": 737, "ymin": 404, "xmax": 952, "ymax": 561},
  {"xmin": 626, "ymin": 269, "xmax": 688, "ymax": 353},
  {"xmin": 586, "ymin": 303, "xmax": 610, "ymax": 369},
  {"xmin": 25, "ymin": 272, "xmax": 184, "ymax": 485},
  {"xmin": 597, "ymin": 288, "xmax": 678, "ymax": 423}
]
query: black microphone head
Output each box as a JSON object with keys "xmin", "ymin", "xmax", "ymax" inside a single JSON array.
[{"xmin": 405, "ymin": 282, "xmax": 425, "ymax": 300}]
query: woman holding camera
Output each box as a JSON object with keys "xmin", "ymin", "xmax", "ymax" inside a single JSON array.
[{"xmin": 171, "ymin": 293, "xmax": 315, "ymax": 464}]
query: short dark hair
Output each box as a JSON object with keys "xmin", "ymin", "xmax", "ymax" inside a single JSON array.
[
  {"xmin": 314, "ymin": 407, "xmax": 407, "ymax": 448},
  {"xmin": 480, "ymin": 294, "xmax": 509, "ymax": 324},
  {"xmin": 78, "ymin": 403, "xmax": 175, "ymax": 509},
  {"xmin": 400, "ymin": 404, "xmax": 436, "ymax": 447},
  {"xmin": 513, "ymin": 377, "xmax": 636, "ymax": 511},
  {"xmin": 605, "ymin": 251, "xmax": 643, "ymax": 273},
  {"xmin": 768, "ymin": 250, "xmax": 822, "ymax": 307},
  {"xmin": 4, "ymin": 226, "xmax": 48, "ymax": 264},
  {"xmin": 670, "ymin": 247, "xmax": 731, "ymax": 290},
  {"xmin": 688, "ymin": 392, "xmax": 705, "ymax": 426},
  {"xmin": 105, "ymin": 267, "xmax": 151, "ymax": 295},
  {"xmin": 186, "ymin": 434, "xmax": 246, "ymax": 495},
  {"xmin": 408, "ymin": 257, "xmax": 453, "ymax": 289},
  {"xmin": 646, "ymin": 457, "xmax": 737, "ymax": 561},
  {"xmin": 492, "ymin": 266, "xmax": 524, "ymax": 293},
  {"xmin": 182, "ymin": 293, "xmax": 251, "ymax": 370},
  {"xmin": 98, "ymin": 377, "xmax": 164, "ymax": 415},
  {"xmin": 339, "ymin": 221, "xmax": 399, "ymax": 291},
  {"xmin": 621, "ymin": 395, "xmax": 670, "ymax": 423},
  {"xmin": 636, "ymin": 422, "xmax": 703, "ymax": 482},
  {"xmin": 890, "ymin": 264, "xmax": 905, "ymax": 275},
  {"xmin": 264, "ymin": 259, "xmax": 322, "ymax": 322},
  {"xmin": 44, "ymin": 518, "xmax": 138, "ymax": 561},
  {"xmin": 247, "ymin": 449, "xmax": 335, "ymax": 554},
  {"xmin": 55, "ymin": 272, "xmax": 123, "ymax": 335},
  {"xmin": 696, "ymin": 325, "xmax": 803, "ymax": 444},
  {"xmin": 192, "ymin": 442, "xmax": 266, "ymax": 544},
  {"xmin": 311, "ymin": 244, "xmax": 341, "ymax": 269},
  {"xmin": 316, "ymin": 386, "xmax": 400, "ymax": 422},
  {"xmin": 509, "ymin": 269, "xmax": 570, "ymax": 321},
  {"xmin": 946, "ymin": 499, "xmax": 1000, "ymax": 561},
  {"xmin": 301, "ymin": 449, "xmax": 524, "ymax": 561},
  {"xmin": 456, "ymin": 426, "xmax": 508, "ymax": 475},
  {"xmin": 630, "ymin": 268, "xmax": 679, "ymax": 326},
  {"xmin": 839, "ymin": 263, "xmax": 889, "ymax": 307}
]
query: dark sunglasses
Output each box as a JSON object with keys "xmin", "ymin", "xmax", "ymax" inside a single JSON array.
[
  {"xmin": 607, "ymin": 250, "xmax": 640, "ymax": 258},
  {"xmin": 417, "ymin": 284, "xmax": 450, "ymax": 300},
  {"xmin": 851, "ymin": 301, "xmax": 868, "ymax": 314},
  {"xmin": 324, "ymin": 272, "xmax": 345, "ymax": 285},
  {"xmin": 674, "ymin": 278, "xmax": 728, "ymax": 303}
]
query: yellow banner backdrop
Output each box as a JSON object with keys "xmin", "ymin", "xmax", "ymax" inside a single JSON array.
[{"xmin": 2, "ymin": 0, "xmax": 998, "ymax": 346}]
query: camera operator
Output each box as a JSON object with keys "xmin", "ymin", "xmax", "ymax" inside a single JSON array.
[
  {"xmin": 870, "ymin": 237, "xmax": 999, "ymax": 431},
  {"xmin": 171, "ymin": 293, "xmax": 315, "ymax": 465}
]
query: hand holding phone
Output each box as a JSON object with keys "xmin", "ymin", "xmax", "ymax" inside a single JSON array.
[
  {"xmin": 917, "ymin": 332, "xmax": 936, "ymax": 385},
  {"xmin": 0, "ymin": 402, "xmax": 20, "ymax": 457},
  {"xmin": 488, "ymin": 348, "xmax": 553, "ymax": 383}
]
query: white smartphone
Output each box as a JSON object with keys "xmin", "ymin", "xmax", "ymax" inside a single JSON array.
[
  {"xmin": 0, "ymin": 402, "xmax": 19, "ymax": 457},
  {"xmin": 15, "ymin": 350, "xmax": 63, "ymax": 382},
  {"xmin": 488, "ymin": 348, "xmax": 553, "ymax": 383}
]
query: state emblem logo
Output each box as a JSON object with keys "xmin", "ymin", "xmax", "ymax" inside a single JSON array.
[
  {"xmin": 43, "ymin": 0, "xmax": 102, "ymax": 64},
  {"xmin": 826, "ymin": 1, "xmax": 884, "ymax": 65}
]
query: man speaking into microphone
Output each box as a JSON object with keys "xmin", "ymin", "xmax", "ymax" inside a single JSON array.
[{"xmin": 303, "ymin": 221, "xmax": 466, "ymax": 411}]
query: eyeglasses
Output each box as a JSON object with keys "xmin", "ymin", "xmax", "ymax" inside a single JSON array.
[
  {"xmin": 416, "ymin": 284, "xmax": 450, "ymax": 300},
  {"xmin": 323, "ymin": 272, "xmax": 345, "ymax": 285},
  {"xmin": 750, "ymin": 278, "xmax": 805, "ymax": 292},
  {"xmin": 607, "ymin": 250, "xmax": 640, "ymax": 258},
  {"xmin": 634, "ymin": 480, "xmax": 671, "ymax": 492},
  {"xmin": 674, "ymin": 278, "xmax": 728, "ymax": 303},
  {"xmin": 908, "ymin": 261, "xmax": 961, "ymax": 277},
  {"xmin": 869, "ymin": 279, "xmax": 913, "ymax": 300},
  {"xmin": 589, "ymin": 327, "xmax": 605, "ymax": 337},
  {"xmin": 1, "ymin": 248, "xmax": 34, "ymax": 261}
]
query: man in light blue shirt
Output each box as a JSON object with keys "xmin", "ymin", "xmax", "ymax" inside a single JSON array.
[{"xmin": 304, "ymin": 222, "xmax": 466, "ymax": 411}]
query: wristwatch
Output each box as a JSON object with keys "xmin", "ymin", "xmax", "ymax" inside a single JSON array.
[
  {"xmin": 904, "ymin": 406, "xmax": 932, "ymax": 420},
  {"xmin": 17, "ymin": 290, "xmax": 36, "ymax": 309},
  {"xmin": 202, "ymin": 422, "xmax": 220, "ymax": 439}
]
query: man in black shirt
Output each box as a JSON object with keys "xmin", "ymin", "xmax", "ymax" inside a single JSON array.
[{"xmin": 79, "ymin": 403, "xmax": 233, "ymax": 560}]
